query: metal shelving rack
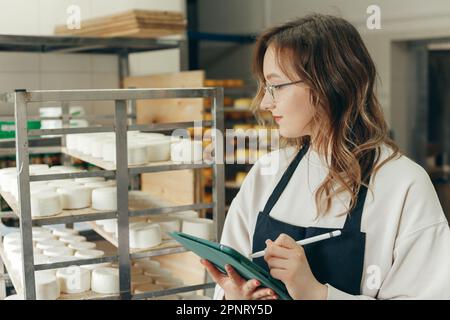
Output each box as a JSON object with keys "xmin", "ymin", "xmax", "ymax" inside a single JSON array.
[{"xmin": 0, "ymin": 87, "xmax": 225, "ymax": 300}]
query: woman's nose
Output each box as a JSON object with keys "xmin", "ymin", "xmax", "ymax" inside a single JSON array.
[{"xmin": 260, "ymin": 92, "xmax": 274, "ymax": 111}]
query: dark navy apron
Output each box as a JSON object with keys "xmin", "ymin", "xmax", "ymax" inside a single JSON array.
[{"xmin": 252, "ymin": 141, "xmax": 368, "ymax": 295}]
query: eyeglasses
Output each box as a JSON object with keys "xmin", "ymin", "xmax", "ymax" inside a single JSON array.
[{"xmin": 264, "ymin": 80, "xmax": 303, "ymax": 102}]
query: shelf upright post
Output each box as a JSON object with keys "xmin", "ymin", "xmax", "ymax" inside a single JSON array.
[
  {"xmin": 0, "ymin": 251, "xmax": 5, "ymax": 299},
  {"xmin": 211, "ymin": 87, "xmax": 225, "ymax": 240},
  {"xmin": 114, "ymin": 99, "xmax": 131, "ymax": 299},
  {"xmin": 14, "ymin": 89, "xmax": 36, "ymax": 299}
]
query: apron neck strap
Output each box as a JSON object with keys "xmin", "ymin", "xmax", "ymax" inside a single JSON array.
[
  {"xmin": 342, "ymin": 182, "xmax": 369, "ymax": 231},
  {"xmin": 262, "ymin": 141, "xmax": 310, "ymax": 216}
]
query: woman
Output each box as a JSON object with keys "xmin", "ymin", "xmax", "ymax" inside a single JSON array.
[{"xmin": 201, "ymin": 14, "xmax": 450, "ymax": 300}]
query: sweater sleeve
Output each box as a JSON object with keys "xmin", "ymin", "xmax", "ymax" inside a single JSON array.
[
  {"xmin": 327, "ymin": 166, "xmax": 450, "ymax": 300},
  {"xmin": 213, "ymin": 167, "xmax": 256, "ymax": 300}
]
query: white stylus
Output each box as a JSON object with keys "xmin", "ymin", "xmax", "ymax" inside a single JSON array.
[{"xmin": 249, "ymin": 230, "xmax": 342, "ymax": 259}]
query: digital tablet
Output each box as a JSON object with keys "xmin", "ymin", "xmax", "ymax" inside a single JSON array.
[{"xmin": 169, "ymin": 231, "xmax": 292, "ymax": 300}]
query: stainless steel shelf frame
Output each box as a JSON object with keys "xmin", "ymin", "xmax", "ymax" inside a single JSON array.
[{"xmin": 0, "ymin": 87, "xmax": 225, "ymax": 300}]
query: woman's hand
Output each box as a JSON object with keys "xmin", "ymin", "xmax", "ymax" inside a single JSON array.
[
  {"xmin": 264, "ymin": 233, "xmax": 328, "ymax": 300},
  {"xmin": 200, "ymin": 259, "xmax": 278, "ymax": 300}
]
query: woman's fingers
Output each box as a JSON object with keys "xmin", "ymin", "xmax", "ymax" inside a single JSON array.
[
  {"xmin": 274, "ymin": 233, "xmax": 298, "ymax": 249},
  {"xmin": 250, "ymin": 287, "xmax": 276, "ymax": 300},
  {"xmin": 201, "ymin": 259, "xmax": 227, "ymax": 285},
  {"xmin": 266, "ymin": 257, "xmax": 289, "ymax": 270},
  {"xmin": 264, "ymin": 240, "xmax": 292, "ymax": 261},
  {"xmin": 242, "ymin": 279, "xmax": 261, "ymax": 296},
  {"xmin": 225, "ymin": 264, "xmax": 245, "ymax": 286}
]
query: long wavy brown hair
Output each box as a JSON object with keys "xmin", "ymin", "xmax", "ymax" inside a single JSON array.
[{"xmin": 252, "ymin": 14, "xmax": 400, "ymax": 216}]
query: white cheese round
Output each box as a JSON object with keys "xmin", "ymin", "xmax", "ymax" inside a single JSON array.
[
  {"xmin": 133, "ymin": 259, "xmax": 161, "ymax": 271},
  {"xmin": 43, "ymin": 246, "xmax": 74, "ymax": 257},
  {"xmin": 91, "ymin": 267, "xmax": 119, "ymax": 294},
  {"xmin": 144, "ymin": 139, "xmax": 171, "ymax": 162},
  {"xmin": 181, "ymin": 218, "xmax": 214, "ymax": 240},
  {"xmin": 35, "ymin": 272, "xmax": 60, "ymax": 300},
  {"xmin": 30, "ymin": 191, "xmax": 62, "ymax": 217},
  {"xmin": 74, "ymin": 177, "xmax": 105, "ymax": 184},
  {"xmin": 57, "ymin": 185, "xmax": 91, "ymax": 209},
  {"xmin": 52, "ymin": 227, "xmax": 79, "ymax": 238},
  {"xmin": 129, "ymin": 224, "xmax": 162, "ymax": 249},
  {"xmin": 58, "ymin": 235, "xmax": 86, "ymax": 244},
  {"xmin": 36, "ymin": 239, "xmax": 66, "ymax": 250},
  {"xmin": 92, "ymin": 187, "xmax": 117, "ymax": 211},
  {"xmin": 68, "ymin": 241, "xmax": 96, "ymax": 251},
  {"xmin": 153, "ymin": 218, "xmax": 181, "ymax": 240},
  {"xmin": 133, "ymin": 283, "xmax": 164, "ymax": 296},
  {"xmin": 56, "ymin": 266, "xmax": 91, "ymax": 294}
]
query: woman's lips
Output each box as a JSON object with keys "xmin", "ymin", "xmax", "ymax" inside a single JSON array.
[{"xmin": 273, "ymin": 116, "xmax": 283, "ymax": 123}]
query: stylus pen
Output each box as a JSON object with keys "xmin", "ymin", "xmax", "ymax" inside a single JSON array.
[{"xmin": 249, "ymin": 230, "xmax": 342, "ymax": 259}]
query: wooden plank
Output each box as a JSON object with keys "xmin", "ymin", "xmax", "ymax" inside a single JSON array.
[
  {"xmin": 124, "ymin": 71, "xmax": 205, "ymax": 206},
  {"xmin": 55, "ymin": 20, "xmax": 186, "ymax": 37},
  {"xmin": 54, "ymin": 9, "xmax": 186, "ymax": 37}
]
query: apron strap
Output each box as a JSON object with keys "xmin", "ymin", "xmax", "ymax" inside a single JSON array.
[
  {"xmin": 262, "ymin": 141, "xmax": 310, "ymax": 216},
  {"xmin": 342, "ymin": 181, "xmax": 370, "ymax": 231}
]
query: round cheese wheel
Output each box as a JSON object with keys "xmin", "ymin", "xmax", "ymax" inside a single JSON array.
[
  {"xmin": 101, "ymin": 142, "xmax": 116, "ymax": 162},
  {"xmin": 36, "ymin": 239, "xmax": 66, "ymax": 250},
  {"xmin": 75, "ymin": 249, "xmax": 108, "ymax": 270},
  {"xmin": 30, "ymin": 191, "xmax": 64, "ymax": 217},
  {"xmin": 102, "ymin": 219, "xmax": 117, "ymax": 234},
  {"xmin": 29, "ymin": 164, "xmax": 50, "ymax": 174},
  {"xmin": 47, "ymin": 180, "xmax": 80, "ymax": 189},
  {"xmin": 129, "ymin": 224, "xmax": 162, "ymax": 249},
  {"xmin": 153, "ymin": 218, "xmax": 180, "ymax": 240},
  {"xmin": 131, "ymin": 274, "xmax": 154, "ymax": 292},
  {"xmin": 35, "ymin": 272, "xmax": 60, "ymax": 300},
  {"xmin": 57, "ymin": 185, "xmax": 91, "ymax": 209},
  {"xmin": 143, "ymin": 268, "xmax": 172, "ymax": 280},
  {"xmin": 59, "ymin": 235, "xmax": 86, "ymax": 244},
  {"xmin": 84, "ymin": 180, "xmax": 116, "ymax": 190},
  {"xmin": 68, "ymin": 241, "xmax": 96, "ymax": 251},
  {"xmin": 32, "ymin": 233, "xmax": 57, "ymax": 244},
  {"xmin": 181, "ymin": 218, "xmax": 214, "ymax": 240},
  {"xmin": 0, "ymin": 172, "xmax": 17, "ymax": 193},
  {"xmin": 91, "ymin": 137, "xmax": 114, "ymax": 158},
  {"xmin": 43, "ymin": 246, "xmax": 74, "ymax": 257},
  {"xmin": 52, "ymin": 227, "xmax": 79, "ymax": 238},
  {"xmin": 133, "ymin": 283, "xmax": 164, "ymax": 295},
  {"xmin": 91, "ymin": 267, "xmax": 119, "ymax": 294},
  {"xmin": 154, "ymin": 277, "xmax": 183, "ymax": 289},
  {"xmin": 125, "ymin": 143, "xmax": 149, "ymax": 165},
  {"xmin": 92, "ymin": 187, "xmax": 117, "ymax": 211},
  {"xmin": 56, "ymin": 266, "xmax": 91, "ymax": 294},
  {"xmin": 32, "ymin": 227, "xmax": 52, "ymax": 237},
  {"xmin": 144, "ymin": 140, "xmax": 171, "ymax": 162},
  {"xmin": 133, "ymin": 259, "xmax": 161, "ymax": 271},
  {"xmin": 3, "ymin": 233, "xmax": 21, "ymax": 246},
  {"xmin": 74, "ymin": 177, "xmax": 105, "ymax": 184}
]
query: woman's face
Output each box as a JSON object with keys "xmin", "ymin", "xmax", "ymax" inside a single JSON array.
[{"xmin": 261, "ymin": 45, "xmax": 315, "ymax": 138}]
